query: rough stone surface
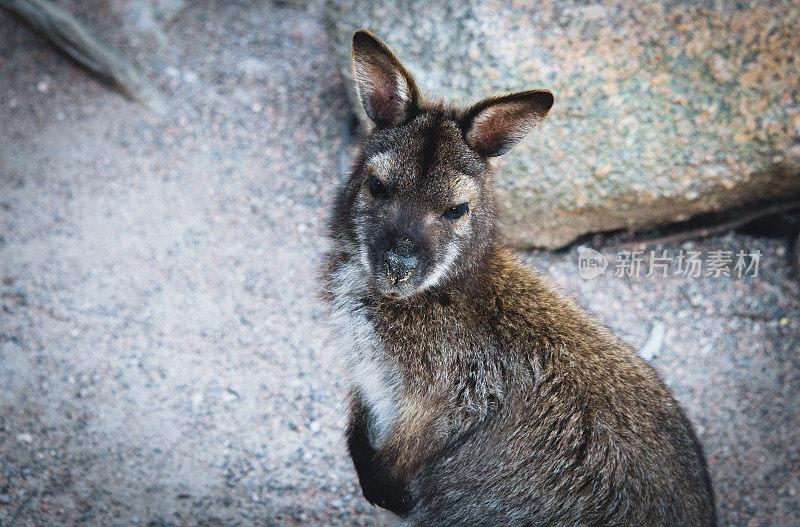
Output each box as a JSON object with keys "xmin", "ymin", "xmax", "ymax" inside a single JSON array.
[
  {"xmin": 0, "ymin": 1, "xmax": 798, "ymax": 526},
  {"xmin": 325, "ymin": 0, "xmax": 800, "ymax": 248}
]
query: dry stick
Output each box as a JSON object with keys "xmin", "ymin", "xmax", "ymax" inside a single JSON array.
[
  {"xmin": 602, "ymin": 199, "xmax": 800, "ymax": 250},
  {"xmin": 0, "ymin": 0, "xmax": 166, "ymax": 113}
]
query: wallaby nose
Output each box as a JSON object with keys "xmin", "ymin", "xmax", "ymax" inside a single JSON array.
[{"xmin": 383, "ymin": 250, "xmax": 418, "ymax": 283}]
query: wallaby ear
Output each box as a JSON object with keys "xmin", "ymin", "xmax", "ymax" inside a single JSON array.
[
  {"xmin": 351, "ymin": 29, "xmax": 419, "ymax": 127},
  {"xmin": 462, "ymin": 90, "xmax": 554, "ymax": 157}
]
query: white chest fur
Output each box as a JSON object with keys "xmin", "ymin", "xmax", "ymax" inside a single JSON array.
[
  {"xmin": 328, "ymin": 259, "xmax": 401, "ymax": 448},
  {"xmin": 351, "ymin": 350, "xmax": 401, "ymax": 447}
]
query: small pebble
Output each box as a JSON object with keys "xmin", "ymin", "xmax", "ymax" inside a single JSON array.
[{"xmin": 639, "ymin": 321, "xmax": 665, "ymax": 360}]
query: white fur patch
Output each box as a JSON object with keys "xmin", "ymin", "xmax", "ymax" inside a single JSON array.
[
  {"xmin": 354, "ymin": 354, "xmax": 400, "ymax": 447},
  {"xmin": 419, "ymin": 238, "xmax": 461, "ymax": 291},
  {"xmin": 394, "ymin": 71, "xmax": 410, "ymax": 103},
  {"xmin": 448, "ymin": 174, "xmax": 479, "ymax": 204},
  {"xmin": 327, "ymin": 255, "xmax": 401, "ymax": 448},
  {"xmin": 366, "ymin": 151, "xmax": 395, "ymax": 180}
]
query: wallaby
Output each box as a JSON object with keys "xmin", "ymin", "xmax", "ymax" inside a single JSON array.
[{"xmin": 322, "ymin": 29, "xmax": 716, "ymax": 527}]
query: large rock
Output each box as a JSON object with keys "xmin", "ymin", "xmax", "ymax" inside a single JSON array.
[{"xmin": 325, "ymin": 0, "xmax": 800, "ymax": 248}]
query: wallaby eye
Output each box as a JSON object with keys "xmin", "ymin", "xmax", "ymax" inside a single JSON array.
[
  {"xmin": 442, "ymin": 203, "xmax": 469, "ymax": 220},
  {"xmin": 366, "ymin": 175, "xmax": 389, "ymax": 200}
]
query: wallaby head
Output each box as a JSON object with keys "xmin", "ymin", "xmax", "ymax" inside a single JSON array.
[{"xmin": 333, "ymin": 30, "xmax": 553, "ymax": 299}]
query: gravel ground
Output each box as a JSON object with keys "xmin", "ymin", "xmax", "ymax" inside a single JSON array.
[{"xmin": 1, "ymin": 2, "xmax": 798, "ymax": 526}]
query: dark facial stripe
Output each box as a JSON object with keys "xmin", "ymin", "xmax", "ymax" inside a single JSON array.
[{"xmin": 417, "ymin": 114, "xmax": 441, "ymax": 181}]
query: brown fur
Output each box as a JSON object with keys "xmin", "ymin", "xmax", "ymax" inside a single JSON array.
[{"xmin": 322, "ymin": 30, "xmax": 715, "ymax": 526}]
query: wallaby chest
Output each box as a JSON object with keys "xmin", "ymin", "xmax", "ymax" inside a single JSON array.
[
  {"xmin": 350, "ymin": 347, "xmax": 401, "ymax": 448},
  {"xmin": 328, "ymin": 258, "xmax": 403, "ymax": 448}
]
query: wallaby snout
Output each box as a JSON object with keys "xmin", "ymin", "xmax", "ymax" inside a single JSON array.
[{"xmin": 383, "ymin": 248, "xmax": 418, "ymax": 285}]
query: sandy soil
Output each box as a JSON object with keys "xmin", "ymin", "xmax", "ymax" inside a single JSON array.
[{"xmin": 0, "ymin": 1, "xmax": 797, "ymax": 525}]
